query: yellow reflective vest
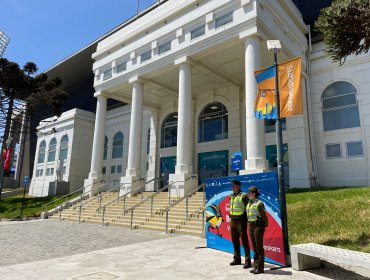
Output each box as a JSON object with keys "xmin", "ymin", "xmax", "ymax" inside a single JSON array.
[
  {"xmin": 246, "ymin": 199, "xmax": 262, "ymax": 222},
  {"xmin": 230, "ymin": 193, "xmax": 245, "ymax": 216}
]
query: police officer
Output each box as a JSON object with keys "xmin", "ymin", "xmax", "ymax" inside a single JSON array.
[
  {"xmin": 229, "ymin": 179, "xmax": 251, "ymax": 268},
  {"xmin": 246, "ymin": 186, "xmax": 268, "ymax": 274}
]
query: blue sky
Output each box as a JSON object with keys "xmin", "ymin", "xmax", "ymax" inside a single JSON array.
[{"xmin": 0, "ymin": 0, "xmax": 157, "ymax": 72}]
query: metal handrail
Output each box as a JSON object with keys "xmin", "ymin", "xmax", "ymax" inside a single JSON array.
[
  {"xmin": 128, "ymin": 175, "xmax": 197, "ymax": 229},
  {"xmin": 163, "ymin": 183, "xmax": 205, "ymax": 234},
  {"xmin": 99, "ymin": 178, "xmax": 158, "ymax": 226},
  {"xmin": 42, "ymin": 180, "xmax": 104, "ymax": 212},
  {"xmin": 78, "ymin": 181, "xmax": 125, "ymax": 223}
]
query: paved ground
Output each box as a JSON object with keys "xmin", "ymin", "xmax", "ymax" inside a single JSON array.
[{"xmin": 0, "ymin": 220, "xmax": 368, "ymax": 280}]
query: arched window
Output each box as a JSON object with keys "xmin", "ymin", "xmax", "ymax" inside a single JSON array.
[
  {"xmin": 47, "ymin": 138, "xmax": 57, "ymax": 162},
  {"xmin": 37, "ymin": 141, "xmax": 46, "ymax": 163},
  {"xmin": 103, "ymin": 136, "xmax": 108, "ymax": 160},
  {"xmin": 112, "ymin": 132, "xmax": 124, "ymax": 159},
  {"xmin": 147, "ymin": 129, "xmax": 151, "ymax": 155},
  {"xmin": 322, "ymin": 82, "xmax": 360, "ymax": 131},
  {"xmin": 198, "ymin": 102, "xmax": 228, "ymax": 142},
  {"xmin": 59, "ymin": 135, "xmax": 69, "ymax": 161},
  {"xmin": 161, "ymin": 113, "xmax": 178, "ymax": 148}
]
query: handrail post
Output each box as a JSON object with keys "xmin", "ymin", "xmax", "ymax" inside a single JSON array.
[
  {"xmin": 202, "ymin": 210, "xmax": 205, "ymax": 238},
  {"xmin": 123, "ymin": 195, "xmax": 126, "ymax": 213},
  {"xmin": 165, "ymin": 210, "xmax": 169, "ymax": 233},
  {"xmin": 186, "ymin": 196, "xmax": 189, "ymax": 220},
  {"xmin": 130, "ymin": 210, "xmax": 134, "ymax": 229},
  {"xmin": 102, "ymin": 207, "xmax": 105, "ymax": 226},
  {"xmin": 78, "ymin": 205, "xmax": 82, "ymax": 223},
  {"xmin": 59, "ymin": 204, "xmax": 62, "ymax": 221},
  {"xmin": 151, "ymin": 196, "xmax": 153, "ymax": 217}
]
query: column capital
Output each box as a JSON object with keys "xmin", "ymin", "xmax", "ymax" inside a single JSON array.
[
  {"xmin": 94, "ymin": 91, "xmax": 109, "ymax": 98},
  {"xmin": 129, "ymin": 76, "xmax": 145, "ymax": 85},
  {"xmin": 174, "ymin": 56, "xmax": 193, "ymax": 66}
]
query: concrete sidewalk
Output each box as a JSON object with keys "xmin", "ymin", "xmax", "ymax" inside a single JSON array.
[{"xmin": 1, "ymin": 235, "xmax": 330, "ymax": 280}]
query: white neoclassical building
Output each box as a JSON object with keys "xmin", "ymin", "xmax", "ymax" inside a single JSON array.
[
  {"xmin": 83, "ymin": 0, "xmax": 312, "ymax": 197},
  {"xmin": 29, "ymin": 0, "xmax": 370, "ymax": 197}
]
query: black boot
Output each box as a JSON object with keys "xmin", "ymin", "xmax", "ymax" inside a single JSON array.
[
  {"xmin": 243, "ymin": 262, "xmax": 252, "ymax": 269},
  {"xmin": 230, "ymin": 259, "xmax": 242, "ymax": 266}
]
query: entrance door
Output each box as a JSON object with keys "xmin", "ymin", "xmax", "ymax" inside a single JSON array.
[
  {"xmin": 198, "ymin": 150, "xmax": 229, "ymax": 184},
  {"xmin": 160, "ymin": 156, "xmax": 176, "ymax": 187}
]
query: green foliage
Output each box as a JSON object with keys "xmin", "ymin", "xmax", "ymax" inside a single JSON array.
[
  {"xmin": 315, "ymin": 0, "xmax": 370, "ymax": 64},
  {"xmin": 287, "ymin": 187, "xmax": 370, "ymax": 253},
  {"xmin": 0, "ymin": 58, "xmax": 69, "ymax": 116}
]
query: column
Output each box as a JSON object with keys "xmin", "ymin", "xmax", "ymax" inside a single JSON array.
[
  {"xmin": 146, "ymin": 109, "xmax": 160, "ymax": 191},
  {"xmin": 241, "ymin": 36, "xmax": 267, "ymax": 174},
  {"xmin": 169, "ymin": 57, "xmax": 198, "ymax": 197},
  {"xmin": 84, "ymin": 92, "xmax": 107, "ymax": 194},
  {"xmin": 176, "ymin": 62, "xmax": 193, "ymax": 174},
  {"xmin": 126, "ymin": 78, "xmax": 144, "ymax": 177},
  {"xmin": 120, "ymin": 77, "xmax": 145, "ymax": 195}
]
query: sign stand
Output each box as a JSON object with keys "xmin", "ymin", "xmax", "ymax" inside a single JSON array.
[{"xmin": 20, "ymin": 176, "xmax": 29, "ymax": 216}]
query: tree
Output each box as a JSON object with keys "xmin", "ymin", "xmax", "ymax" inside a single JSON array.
[
  {"xmin": 0, "ymin": 58, "xmax": 68, "ymax": 198},
  {"xmin": 315, "ymin": 0, "xmax": 370, "ymax": 64}
]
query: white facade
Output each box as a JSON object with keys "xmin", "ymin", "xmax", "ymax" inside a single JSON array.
[
  {"xmin": 29, "ymin": 109, "xmax": 95, "ymax": 197},
  {"xmin": 31, "ymin": 0, "xmax": 370, "ymax": 195}
]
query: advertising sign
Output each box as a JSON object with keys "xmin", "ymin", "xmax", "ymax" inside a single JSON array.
[
  {"xmin": 230, "ymin": 152, "xmax": 243, "ymax": 172},
  {"xmin": 205, "ymin": 172, "xmax": 286, "ymax": 266}
]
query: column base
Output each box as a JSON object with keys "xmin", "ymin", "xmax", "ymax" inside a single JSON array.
[
  {"xmin": 120, "ymin": 176, "xmax": 145, "ymax": 196},
  {"xmin": 168, "ymin": 173, "xmax": 198, "ymax": 198},
  {"xmin": 175, "ymin": 164, "xmax": 192, "ymax": 175},
  {"xmin": 239, "ymin": 158, "xmax": 269, "ymax": 175},
  {"xmin": 83, "ymin": 178, "xmax": 106, "ymax": 196}
]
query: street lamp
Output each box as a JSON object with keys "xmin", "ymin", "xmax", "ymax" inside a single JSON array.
[{"xmin": 267, "ymin": 40, "xmax": 290, "ymax": 261}]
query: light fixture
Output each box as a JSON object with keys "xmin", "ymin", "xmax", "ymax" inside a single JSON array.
[
  {"xmin": 267, "ymin": 40, "xmax": 282, "ymax": 50},
  {"xmin": 210, "ymin": 106, "xmax": 218, "ymax": 110}
]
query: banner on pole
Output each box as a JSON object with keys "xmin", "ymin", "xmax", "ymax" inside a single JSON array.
[
  {"xmin": 205, "ymin": 172, "xmax": 286, "ymax": 266},
  {"xmin": 254, "ymin": 57, "xmax": 303, "ymax": 119}
]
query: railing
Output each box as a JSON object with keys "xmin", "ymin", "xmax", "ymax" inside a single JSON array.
[
  {"xmin": 127, "ymin": 175, "xmax": 197, "ymax": 229},
  {"xmin": 99, "ymin": 178, "xmax": 158, "ymax": 226},
  {"xmin": 162, "ymin": 183, "xmax": 205, "ymax": 234},
  {"xmin": 42, "ymin": 180, "xmax": 105, "ymax": 219},
  {"xmin": 77, "ymin": 179, "xmax": 131, "ymax": 223}
]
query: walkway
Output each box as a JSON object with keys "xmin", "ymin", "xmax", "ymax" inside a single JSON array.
[{"xmin": 0, "ymin": 220, "xmax": 368, "ymax": 279}]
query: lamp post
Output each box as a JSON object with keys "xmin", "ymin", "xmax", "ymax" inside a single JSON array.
[{"xmin": 267, "ymin": 40, "xmax": 290, "ymax": 260}]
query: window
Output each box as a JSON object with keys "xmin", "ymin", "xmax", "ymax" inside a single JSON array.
[
  {"xmin": 112, "ymin": 132, "xmax": 124, "ymax": 159},
  {"xmin": 117, "ymin": 62, "xmax": 127, "ymax": 73},
  {"xmin": 37, "ymin": 141, "xmax": 46, "ymax": 163},
  {"xmin": 36, "ymin": 169, "xmax": 43, "ymax": 177},
  {"xmin": 141, "ymin": 50, "xmax": 152, "ymax": 63},
  {"xmin": 158, "ymin": 41, "xmax": 171, "ymax": 54},
  {"xmin": 147, "ymin": 129, "xmax": 151, "ymax": 155},
  {"xmin": 103, "ymin": 136, "xmax": 108, "ymax": 160},
  {"xmin": 191, "ymin": 25, "xmax": 205, "ymax": 40},
  {"xmin": 198, "ymin": 103, "xmax": 228, "ymax": 143},
  {"xmin": 346, "ymin": 141, "xmax": 364, "ymax": 157},
  {"xmin": 102, "ymin": 166, "xmax": 106, "ymax": 174},
  {"xmin": 161, "ymin": 113, "xmax": 178, "ymax": 148},
  {"xmin": 322, "ymin": 82, "xmax": 360, "ymax": 131},
  {"xmin": 103, "ymin": 69, "xmax": 112, "ymax": 80},
  {"xmin": 46, "ymin": 168, "xmax": 54, "ymax": 176},
  {"xmin": 215, "ymin": 11, "xmax": 233, "ymax": 28},
  {"xmin": 59, "ymin": 135, "xmax": 69, "ymax": 161},
  {"xmin": 265, "ymin": 118, "xmax": 287, "ymax": 133},
  {"xmin": 116, "ymin": 165, "xmax": 122, "ymax": 173},
  {"xmin": 47, "ymin": 138, "xmax": 57, "ymax": 162},
  {"xmin": 326, "ymin": 143, "xmax": 341, "ymax": 159},
  {"xmin": 62, "ymin": 166, "xmax": 66, "ymax": 175},
  {"xmin": 111, "ymin": 165, "xmax": 116, "ymax": 174}
]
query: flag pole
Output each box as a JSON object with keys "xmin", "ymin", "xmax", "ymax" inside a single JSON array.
[{"xmin": 273, "ymin": 47, "xmax": 290, "ymax": 261}]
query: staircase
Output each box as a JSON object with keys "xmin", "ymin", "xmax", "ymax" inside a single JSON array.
[{"xmin": 49, "ymin": 188, "xmax": 205, "ymax": 237}]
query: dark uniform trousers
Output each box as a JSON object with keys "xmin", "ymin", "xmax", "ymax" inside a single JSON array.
[
  {"xmin": 249, "ymin": 223, "xmax": 265, "ymax": 271},
  {"xmin": 230, "ymin": 218, "xmax": 251, "ymax": 264}
]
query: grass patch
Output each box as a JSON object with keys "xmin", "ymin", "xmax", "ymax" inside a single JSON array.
[
  {"xmin": 287, "ymin": 186, "xmax": 370, "ymax": 253},
  {"xmin": 0, "ymin": 192, "xmax": 81, "ymax": 219}
]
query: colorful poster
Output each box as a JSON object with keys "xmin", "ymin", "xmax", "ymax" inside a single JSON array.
[
  {"xmin": 254, "ymin": 57, "xmax": 303, "ymax": 119},
  {"xmin": 205, "ymin": 172, "xmax": 286, "ymax": 266}
]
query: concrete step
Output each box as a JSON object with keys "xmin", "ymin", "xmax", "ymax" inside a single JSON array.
[{"xmin": 173, "ymin": 228, "xmax": 203, "ymax": 237}]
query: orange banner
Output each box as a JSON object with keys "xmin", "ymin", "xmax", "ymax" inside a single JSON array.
[
  {"xmin": 278, "ymin": 57, "xmax": 303, "ymax": 118},
  {"xmin": 254, "ymin": 57, "xmax": 303, "ymax": 119}
]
